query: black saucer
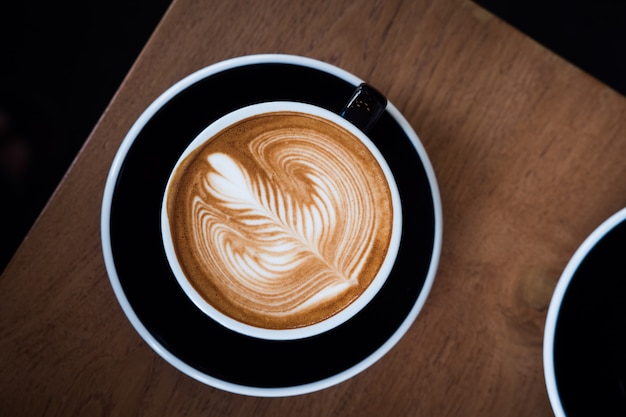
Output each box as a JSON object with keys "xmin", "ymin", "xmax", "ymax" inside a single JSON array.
[
  {"xmin": 545, "ymin": 208, "xmax": 626, "ymax": 416},
  {"xmin": 101, "ymin": 55, "xmax": 440, "ymax": 395}
]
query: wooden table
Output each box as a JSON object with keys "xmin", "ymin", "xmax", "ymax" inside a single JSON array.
[{"xmin": 3, "ymin": 0, "xmax": 626, "ymax": 415}]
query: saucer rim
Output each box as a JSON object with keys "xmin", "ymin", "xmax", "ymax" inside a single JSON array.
[{"xmin": 543, "ymin": 206, "xmax": 626, "ymax": 416}]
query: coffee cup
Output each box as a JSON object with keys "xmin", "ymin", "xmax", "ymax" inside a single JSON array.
[{"xmin": 161, "ymin": 88, "xmax": 402, "ymax": 340}]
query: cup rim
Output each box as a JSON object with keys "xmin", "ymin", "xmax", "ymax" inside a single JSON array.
[
  {"xmin": 543, "ymin": 206, "xmax": 626, "ymax": 416},
  {"xmin": 161, "ymin": 101, "xmax": 403, "ymax": 340},
  {"xmin": 101, "ymin": 53, "xmax": 443, "ymax": 396}
]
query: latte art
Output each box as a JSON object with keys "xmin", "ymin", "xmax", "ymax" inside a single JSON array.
[{"xmin": 166, "ymin": 111, "xmax": 394, "ymax": 329}]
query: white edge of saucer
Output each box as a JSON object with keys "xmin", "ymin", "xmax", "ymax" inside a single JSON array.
[
  {"xmin": 101, "ymin": 53, "xmax": 443, "ymax": 397},
  {"xmin": 543, "ymin": 206, "xmax": 626, "ymax": 416}
]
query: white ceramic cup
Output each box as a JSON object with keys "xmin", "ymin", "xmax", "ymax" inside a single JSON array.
[{"xmin": 161, "ymin": 101, "xmax": 402, "ymax": 340}]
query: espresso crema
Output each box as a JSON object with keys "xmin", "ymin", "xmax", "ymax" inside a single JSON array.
[{"xmin": 166, "ymin": 111, "xmax": 393, "ymax": 329}]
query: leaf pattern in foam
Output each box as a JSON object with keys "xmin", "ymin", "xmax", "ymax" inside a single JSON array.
[{"xmin": 201, "ymin": 152, "xmax": 347, "ymax": 288}]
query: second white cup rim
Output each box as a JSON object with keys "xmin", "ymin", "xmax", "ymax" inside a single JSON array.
[{"xmin": 543, "ymin": 206, "xmax": 626, "ymax": 417}]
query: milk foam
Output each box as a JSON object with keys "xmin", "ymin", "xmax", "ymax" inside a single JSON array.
[{"xmin": 167, "ymin": 111, "xmax": 394, "ymax": 330}]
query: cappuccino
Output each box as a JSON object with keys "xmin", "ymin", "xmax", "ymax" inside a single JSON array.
[{"xmin": 165, "ymin": 108, "xmax": 395, "ymax": 331}]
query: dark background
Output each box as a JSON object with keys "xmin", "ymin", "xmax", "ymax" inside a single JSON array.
[
  {"xmin": 0, "ymin": 1, "xmax": 172, "ymax": 271},
  {"xmin": 474, "ymin": 0, "xmax": 626, "ymax": 96},
  {"xmin": 1, "ymin": 0, "xmax": 625, "ymax": 273}
]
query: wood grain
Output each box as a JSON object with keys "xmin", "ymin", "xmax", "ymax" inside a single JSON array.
[{"xmin": 2, "ymin": 0, "xmax": 626, "ymax": 415}]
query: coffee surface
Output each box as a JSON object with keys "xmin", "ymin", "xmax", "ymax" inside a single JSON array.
[{"xmin": 166, "ymin": 111, "xmax": 393, "ymax": 329}]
